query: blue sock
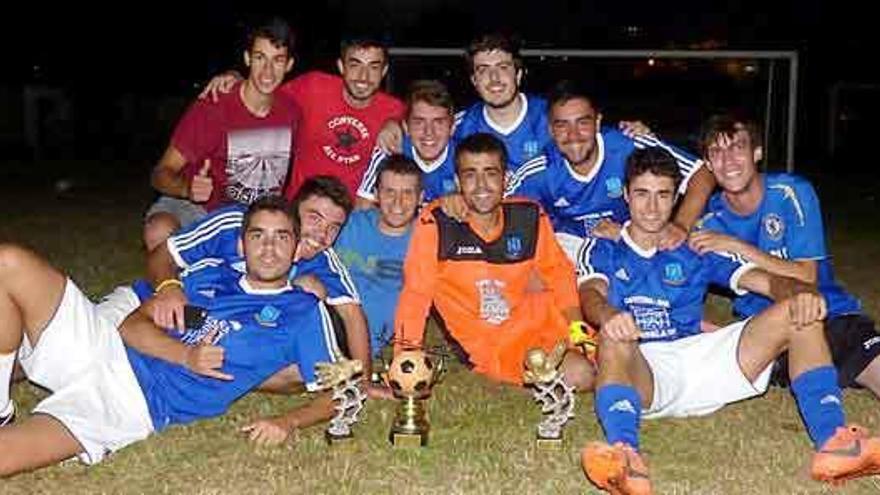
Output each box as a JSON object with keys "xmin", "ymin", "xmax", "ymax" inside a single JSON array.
[
  {"xmin": 595, "ymin": 384, "xmax": 642, "ymax": 451},
  {"xmin": 791, "ymin": 366, "xmax": 845, "ymax": 449}
]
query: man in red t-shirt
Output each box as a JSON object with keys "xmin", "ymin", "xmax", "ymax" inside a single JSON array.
[
  {"xmin": 202, "ymin": 36, "xmax": 405, "ymax": 201},
  {"xmin": 144, "ymin": 18, "xmax": 300, "ymax": 251}
]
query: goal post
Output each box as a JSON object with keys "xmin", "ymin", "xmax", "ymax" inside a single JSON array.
[{"xmin": 388, "ymin": 47, "xmax": 799, "ymax": 172}]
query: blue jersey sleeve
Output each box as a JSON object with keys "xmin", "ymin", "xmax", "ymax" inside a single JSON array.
[
  {"xmin": 295, "ymin": 249, "xmax": 361, "ymax": 305},
  {"xmin": 167, "ymin": 205, "xmax": 245, "ymax": 268},
  {"xmin": 505, "ymin": 154, "xmax": 549, "ymax": 201},
  {"xmin": 704, "ymin": 251, "xmax": 755, "ymax": 295},
  {"xmin": 356, "ymin": 146, "xmax": 389, "ymax": 201},
  {"xmin": 632, "ymin": 134, "xmax": 703, "ymax": 193},
  {"xmin": 575, "ymin": 237, "xmax": 613, "ymax": 285},
  {"xmin": 772, "ymin": 179, "xmax": 827, "ymax": 260}
]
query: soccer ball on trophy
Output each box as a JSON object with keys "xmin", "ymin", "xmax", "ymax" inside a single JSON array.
[{"xmin": 387, "ymin": 349, "xmax": 434, "ymax": 398}]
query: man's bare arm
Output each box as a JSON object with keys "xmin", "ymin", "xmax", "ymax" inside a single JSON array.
[
  {"xmin": 150, "ymin": 146, "xmax": 190, "ymax": 198},
  {"xmin": 334, "ymin": 303, "xmax": 372, "ymax": 378},
  {"xmin": 738, "ymin": 267, "xmax": 818, "ymax": 302},
  {"xmin": 578, "ymin": 278, "xmax": 616, "ymax": 328},
  {"xmin": 689, "ymin": 231, "xmax": 817, "ymax": 284},
  {"xmin": 119, "ymin": 304, "xmax": 231, "ymax": 380},
  {"xmin": 660, "ymin": 165, "xmax": 716, "ymax": 250},
  {"xmin": 579, "ymin": 278, "xmax": 641, "ymax": 341},
  {"xmin": 240, "ymin": 392, "xmax": 335, "ymax": 446},
  {"xmin": 674, "ymin": 165, "xmax": 715, "ymax": 231},
  {"xmin": 146, "ymin": 240, "xmax": 188, "ymax": 330}
]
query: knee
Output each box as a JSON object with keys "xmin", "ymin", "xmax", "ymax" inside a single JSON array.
[
  {"xmin": 597, "ymin": 339, "xmax": 638, "ymax": 366},
  {"xmin": 562, "ymin": 351, "xmax": 596, "ymax": 392},
  {"xmin": 143, "ymin": 213, "xmax": 180, "ymax": 251},
  {"xmin": 0, "ymin": 244, "xmax": 33, "ymax": 276}
]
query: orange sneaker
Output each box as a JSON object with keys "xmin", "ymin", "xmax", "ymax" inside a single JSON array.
[
  {"xmin": 581, "ymin": 441, "xmax": 653, "ymax": 495},
  {"xmin": 811, "ymin": 424, "xmax": 880, "ymax": 483}
]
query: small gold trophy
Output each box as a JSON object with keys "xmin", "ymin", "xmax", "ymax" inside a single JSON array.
[
  {"xmin": 315, "ymin": 358, "xmax": 366, "ymax": 444},
  {"xmin": 386, "ymin": 349, "xmax": 444, "ymax": 447},
  {"xmin": 523, "ymin": 341, "xmax": 575, "ymax": 449}
]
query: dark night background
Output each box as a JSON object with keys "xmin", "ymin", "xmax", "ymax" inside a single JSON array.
[{"xmin": 2, "ymin": 1, "xmax": 878, "ymax": 178}]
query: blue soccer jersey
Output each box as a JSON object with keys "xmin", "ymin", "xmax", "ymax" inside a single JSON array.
[
  {"xmin": 334, "ymin": 208, "xmax": 413, "ymax": 354},
  {"xmin": 125, "ymin": 262, "xmax": 341, "ymax": 431},
  {"xmin": 506, "ymin": 128, "xmax": 703, "ymax": 239},
  {"xmin": 167, "ymin": 204, "xmax": 359, "ymax": 305},
  {"xmin": 697, "ymin": 173, "xmax": 861, "ymax": 318},
  {"xmin": 577, "ymin": 225, "xmax": 755, "ymax": 342},
  {"xmin": 357, "ymin": 136, "xmax": 458, "ymax": 203},
  {"xmin": 453, "ymin": 93, "xmax": 549, "ymax": 169}
]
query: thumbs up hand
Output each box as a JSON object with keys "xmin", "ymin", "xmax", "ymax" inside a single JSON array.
[{"xmin": 189, "ymin": 159, "xmax": 214, "ymax": 203}]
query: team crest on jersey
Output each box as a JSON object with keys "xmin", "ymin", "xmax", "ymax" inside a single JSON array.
[
  {"xmin": 522, "ymin": 140, "xmax": 540, "ymax": 159},
  {"xmin": 476, "ymin": 279, "xmax": 510, "ymax": 325},
  {"xmin": 605, "ymin": 177, "xmax": 623, "ymax": 198},
  {"xmin": 662, "ymin": 263, "xmax": 686, "ymax": 285},
  {"xmin": 763, "ymin": 213, "xmax": 785, "ymax": 241},
  {"xmin": 505, "ymin": 234, "xmax": 524, "ymax": 258},
  {"xmin": 180, "ymin": 316, "xmax": 236, "ymax": 346},
  {"xmin": 255, "ymin": 305, "xmax": 281, "ymax": 327}
]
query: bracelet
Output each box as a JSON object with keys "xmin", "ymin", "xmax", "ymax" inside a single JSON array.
[{"xmin": 154, "ymin": 278, "xmax": 183, "ymax": 294}]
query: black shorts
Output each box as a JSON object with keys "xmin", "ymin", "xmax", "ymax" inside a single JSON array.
[
  {"xmin": 327, "ymin": 305, "xmax": 351, "ymax": 359},
  {"xmin": 770, "ymin": 314, "xmax": 880, "ymax": 388}
]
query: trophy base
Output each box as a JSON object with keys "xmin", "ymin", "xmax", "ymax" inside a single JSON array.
[
  {"xmin": 390, "ymin": 431, "xmax": 428, "ymax": 447},
  {"xmin": 325, "ymin": 429, "xmax": 354, "ymax": 445},
  {"xmin": 535, "ymin": 434, "xmax": 563, "ymax": 450}
]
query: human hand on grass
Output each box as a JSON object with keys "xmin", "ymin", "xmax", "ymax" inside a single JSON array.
[
  {"xmin": 365, "ymin": 381, "xmax": 394, "ymax": 400},
  {"xmin": 241, "ymin": 416, "xmax": 291, "ymax": 446}
]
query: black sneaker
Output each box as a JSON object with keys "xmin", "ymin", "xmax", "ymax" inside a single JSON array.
[{"xmin": 0, "ymin": 401, "xmax": 14, "ymax": 427}]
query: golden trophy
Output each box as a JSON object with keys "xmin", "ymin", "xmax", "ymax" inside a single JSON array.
[
  {"xmin": 315, "ymin": 358, "xmax": 367, "ymax": 444},
  {"xmin": 523, "ymin": 341, "xmax": 575, "ymax": 449},
  {"xmin": 386, "ymin": 349, "xmax": 445, "ymax": 447}
]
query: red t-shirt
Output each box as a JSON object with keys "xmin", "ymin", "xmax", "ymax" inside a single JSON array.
[
  {"xmin": 174, "ymin": 81, "xmax": 299, "ymax": 211},
  {"xmin": 279, "ymin": 71, "xmax": 405, "ymax": 199}
]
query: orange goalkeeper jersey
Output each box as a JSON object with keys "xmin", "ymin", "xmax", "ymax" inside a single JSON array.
[{"xmin": 394, "ymin": 198, "xmax": 579, "ymax": 383}]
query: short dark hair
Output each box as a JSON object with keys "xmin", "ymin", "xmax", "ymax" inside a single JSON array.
[
  {"xmin": 405, "ymin": 79, "xmax": 454, "ymax": 119},
  {"xmin": 454, "ymin": 133, "xmax": 508, "ymax": 173},
  {"xmin": 546, "ymin": 79, "xmax": 600, "ymax": 115},
  {"xmin": 376, "ymin": 154, "xmax": 423, "ymax": 192},
  {"xmin": 699, "ymin": 112, "xmax": 763, "ymax": 157},
  {"xmin": 246, "ymin": 16, "xmax": 296, "ymax": 56},
  {"xmin": 242, "ymin": 195, "xmax": 298, "ymax": 237},
  {"xmin": 340, "ymin": 35, "xmax": 389, "ymax": 65},
  {"xmin": 625, "ymin": 147, "xmax": 682, "ymax": 191},
  {"xmin": 290, "ymin": 175, "xmax": 354, "ymax": 219},
  {"xmin": 465, "ymin": 32, "xmax": 523, "ymax": 74}
]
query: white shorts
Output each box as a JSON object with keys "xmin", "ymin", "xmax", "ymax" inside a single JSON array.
[
  {"xmin": 641, "ymin": 319, "xmax": 773, "ymax": 419},
  {"xmin": 555, "ymin": 232, "xmax": 584, "ymax": 267},
  {"xmin": 144, "ymin": 195, "xmax": 207, "ymax": 228},
  {"xmin": 18, "ymin": 279, "xmax": 154, "ymax": 465},
  {"xmin": 94, "ymin": 285, "xmax": 141, "ymax": 329}
]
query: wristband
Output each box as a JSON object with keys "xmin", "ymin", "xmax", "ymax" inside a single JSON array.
[{"xmin": 154, "ymin": 278, "xmax": 183, "ymax": 294}]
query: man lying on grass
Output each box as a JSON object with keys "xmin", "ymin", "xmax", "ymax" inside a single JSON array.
[
  {"xmin": 0, "ymin": 196, "xmax": 341, "ymax": 477},
  {"xmin": 576, "ymin": 148, "xmax": 880, "ymax": 494}
]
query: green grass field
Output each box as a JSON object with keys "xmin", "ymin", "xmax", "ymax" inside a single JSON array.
[{"xmin": 1, "ymin": 164, "xmax": 878, "ymax": 494}]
